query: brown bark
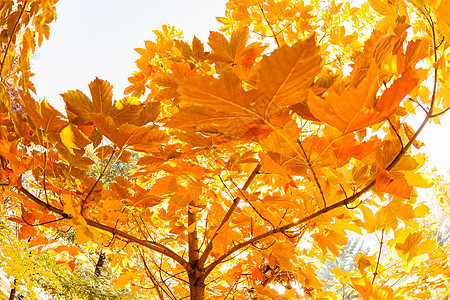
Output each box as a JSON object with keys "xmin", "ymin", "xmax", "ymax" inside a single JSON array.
[
  {"xmin": 188, "ymin": 201, "xmax": 205, "ymax": 299},
  {"xmin": 8, "ymin": 279, "xmax": 17, "ymax": 300},
  {"xmin": 188, "ymin": 272, "xmax": 205, "ymax": 300}
]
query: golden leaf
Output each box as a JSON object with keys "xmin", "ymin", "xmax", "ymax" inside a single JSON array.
[
  {"xmin": 258, "ymin": 35, "xmax": 322, "ymax": 109},
  {"xmin": 208, "ymin": 27, "xmax": 265, "ymax": 66},
  {"xmin": 89, "ymin": 77, "xmax": 113, "ymax": 114},
  {"xmin": 59, "ymin": 124, "xmax": 91, "ymax": 154},
  {"xmin": 308, "ymin": 64, "xmax": 422, "ymax": 133}
]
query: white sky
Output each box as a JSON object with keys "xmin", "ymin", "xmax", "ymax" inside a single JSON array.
[
  {"xmin": 31, "ymin": 0, "xmax": 226, "ymax": 111},
  {"xmin": 30, "ymin": 0, "xmax": 450, "ymax": 173}
]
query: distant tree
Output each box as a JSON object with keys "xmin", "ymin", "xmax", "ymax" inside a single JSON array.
[{"xmin": 0, "ymin": 218, "xmax": 137, "ymax": 300}]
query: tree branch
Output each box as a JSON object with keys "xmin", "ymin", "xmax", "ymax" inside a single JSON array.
[
  {"xmin": 203, "ymin": 109, "xmax": 432, "ymax": 278},
  {"xmin": 298, "ymin": 139, "xmax": 327, "ymax": 207},
  {"xmin": 430, "ymin": 105, "xmax": 450, "ymax": 118},
  {"xmin": 138, "ymin": 247, "xmax": 165, "ymax": 300},
  {"xmin": 18, "ymin": 186, "xmax": 189, "ymax": 269},
  {"xmin": 198, "ymin": 163, "xmax": 261, "ymax": 267},
  {"xmin": 259, "ymin": 3, "xmax": 280, "ymax": 48},
  {"xmin": 188, "ymin": 201, "xmax": 200, "ymax": 266}
]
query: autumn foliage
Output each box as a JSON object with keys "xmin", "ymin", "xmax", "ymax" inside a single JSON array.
[{"xmin": 1, "ymin": 0, "xmax": 450, "ymax": 299}]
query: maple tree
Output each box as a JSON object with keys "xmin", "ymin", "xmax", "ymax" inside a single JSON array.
[{"xmin": 2, "ymin": 0, "xmax": 450, "ymax": 299}]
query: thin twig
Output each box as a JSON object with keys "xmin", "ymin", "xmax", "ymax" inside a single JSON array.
[
  {"xmin": 156, "ymin": 254, "xmax": 178, "ymax": 300},
  {"xmin": 139, "ymin": 214, "xmax": 156, "ymax": 242},
  {"xmin": 198, "ymin": 163, "xmax": 261, "ymax": 267},
  {"xmin": 259, "ymin": 3, "xmax": 280, "ymax": 48},
  {"xmin": 0, "ymin": 1, "xmax": 28, "ymax": 81},
  {"xmin": 21, "ymin": 215, "xmax": 66, "ymax": 227},
  {"xmin": 102, "ymin": 233, "xmax": 116, "ymax": 248},
  {"xmin": 372, "ymin": 229, "xmax": 385, "ymax": 284},
  {"xmin": 409, "ymin": 97, "xmax": 428, "ymax": 114},
  {"xmin": 138, "ymin": 247, "xmax": 165, "ymax": 300},
  {"xmin": 43, "ymin": 151, "xmax": 49, "ymax": 204},
  {"xmin": 228, "ymin": 172, "xmax": 275, "ymax": 228},
  {"xmin": 430, "ymin": 105, "xmax": 450, "ymax": 118},
  {"xmin": 388, "ymin": 118, "xmax": 404, "ymax": 149},
  {"xmin": 223, "ymin": 279, "xmax": 239, "ymax": 300},
  {"xmin": 131, "ymin": 213, "xmax": 149, "ymax": 241},
  {"xmin": 298, "ymin": 139, "xmax": 327, "ymax": 208},
  {"xmin": 148, "ymin": 253, "xmax": 189, "ymax": 285},
  {"xmin": 81, "ymin": 151, "xmax": 116, "ymax": 214},
  {"xmin": 250, "ymin": 19, "xmax": 294, "ymax": 39}
]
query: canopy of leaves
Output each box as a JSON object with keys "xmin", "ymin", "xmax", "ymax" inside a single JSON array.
[{"xmin": 1, "ymin": 0, "xmax": 450, "ymax": 299}]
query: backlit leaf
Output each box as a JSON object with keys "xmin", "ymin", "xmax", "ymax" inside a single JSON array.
[
  {"xmin": 89, "ymin": 77, "xmax": 113, "ymax": 114},
  {"xmin": 258, "ymin": 35, "xmax": 322, "ymax": 109}
]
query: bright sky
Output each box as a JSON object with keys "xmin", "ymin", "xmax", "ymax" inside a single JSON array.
[
  {"xmin": 31, "ymin": 0, "xmax": 226, "ymax": 112},
  {"xmin": 30, "ymin": 0, "xmax": 450, "ymax": 173}
]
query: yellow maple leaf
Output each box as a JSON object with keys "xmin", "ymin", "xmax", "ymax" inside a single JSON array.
[
  {"xmin": 395, "ymin": 231, "xmax": 438, "ymax": 263},
  {"xmin": 375, "ymin": 197, "xmax": 415, "ymax": 230},
  {"xmin": 258, "ymin": 35, "xmax": 322, "ymax": 110},
  {"xmin": 312, "ymin": 230, "xmax": 348, "ymax": 257}
]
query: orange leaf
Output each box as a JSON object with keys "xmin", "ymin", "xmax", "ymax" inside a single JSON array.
[
  {"xmin": 350, "ymin": 276, "xmax": 374, "ymax": 300},
  {"xmin": 21, "ymin": 205, "xmax": 35, "ymax": 224},
  {"xmin": 109, "ymin": 96, "xmax": 143, "ymax": 126},
  {"xmin": 397, "ymin": 39, "xmax": 429, "ymax": 74},
  {"xmin": 169, "ymin": 224, "xmax": 186, "ymax": 235},
  {"xmin": 308, "ymin": 64, "xmax": 422, "ymax": 132},
  {"xmin": 258, "ymin": 35, "xmax": 322, "ymax": 108},
  {"xmin": 67, "ymin": 259, "xmax": 76, "ymax": 272},
  {"xmin": 312, "ymin": 230, "xmax": 347, "ymax": 257},
  {"xmin": 251, "ymin": 266, "xmax": 265, "ymax": 282},
  {"xmin": 62, "ymin": 90, "xmax": 94, "ymax": 125},
  {"xmin": 89, "ymin": 77, "xmax": 113, "ymax": 114},
  {"xmin": 59, "ymin": 124, "xmax": 92, "ymax": 154},
  {"xmin": 18, "ymin": 224, "xmax": 37, "ymax": 240},
  {"xmin": 21, "ymin": 92, "xmax": 67, "ymax": 133},
  {"xmin": 376, "ymin": 168, "xmax": 412, "ymax": 199},
  {"xmin": 208, "ymin": 27, "xmax": 265, "ymax": 66}
]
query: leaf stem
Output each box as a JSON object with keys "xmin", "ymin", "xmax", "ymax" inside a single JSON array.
[
  {"xmin": 138, "ymin": 247, "xmax": 166, "ymax": 300},
  {"xmin": 298, "ymin": 139, "xmax": 326, "ymax": 207},
  {"xmin": 0, "ymin": 1, "xmax": 28, "ymax": 82},
  {"xmin": 259, "ymin": 3, "xmax": 280, "ymax": 48},
  {"xmin": 372, "ymin": 229, "xmax": 385, "ymax": 284}
]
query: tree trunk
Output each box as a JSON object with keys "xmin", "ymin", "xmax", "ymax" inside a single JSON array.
[
  {"xmin": 189, "ymin": 272, "xmax": 205, "ymax": 300},
  {"xmin": 188, "ymin": 202, "xmax": 206, "ymax": 299},
  {"xmin": 8, "ymin": 279, "xmax": 17, "ymax": 300},
  {"xmin": 94, "ymin": 251, "xmax": 105, "ymax": 277}
]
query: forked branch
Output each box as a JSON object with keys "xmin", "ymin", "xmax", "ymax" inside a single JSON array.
[
  {"xmin": 203, "ymin": 91, "xmax": 440, "ymax": 278},
  {"xmin": 198, "ymin": 163, "xmax": 261, "ymax": 267}
]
